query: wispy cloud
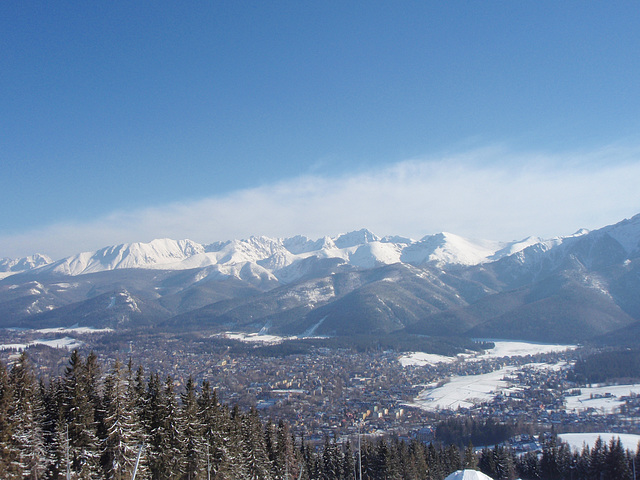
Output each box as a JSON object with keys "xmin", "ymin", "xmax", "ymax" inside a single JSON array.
[{"xmin": 2, "ymin": 145, "xmax": 640, "ymax": 260}]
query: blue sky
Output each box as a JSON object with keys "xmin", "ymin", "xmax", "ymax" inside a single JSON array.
[{"xmin": 2, "ymin": 1, "xmax": 640, "ymax": 259}]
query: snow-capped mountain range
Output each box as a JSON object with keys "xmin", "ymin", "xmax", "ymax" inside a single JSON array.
[
  {"xmin": 2, "ymin": 214, "xmax": 640, "ymax": 344},
  {"xmin": 2, "ymin": 228, "xmax": 577, "ymax": 282}
]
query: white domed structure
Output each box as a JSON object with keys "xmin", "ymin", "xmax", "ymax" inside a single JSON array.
[{"xmin": 443, "ymin": 469, "xmax": 495, "ymax": 480}]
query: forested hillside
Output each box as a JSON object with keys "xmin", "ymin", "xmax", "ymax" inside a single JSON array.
[{"xmin": 1, "ymin": 351, "xmax": 639, "ymax": 479}]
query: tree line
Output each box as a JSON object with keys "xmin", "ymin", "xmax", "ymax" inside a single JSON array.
[
  {"xmin": 1, "ymin": 350, "xmax": 639, "ymax": 479},
  {"xmin": 570, "ymin": 348, "xmax": 640, "ymax": 384}
]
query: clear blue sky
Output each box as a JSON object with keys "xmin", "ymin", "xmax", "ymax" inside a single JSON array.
[{"xmin": 2, "ymin": 1, "xmax": 640, "ymax": 258}]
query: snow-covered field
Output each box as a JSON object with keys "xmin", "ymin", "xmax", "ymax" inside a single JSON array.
[
  {"xmin": 409, "ymin": 366, "xmax": 521, "ymax": 411},
  {"xmin": 0, "ymin": 336, "xmax": 83, "ymax": 351},
  {"xmin": 34, "ymin": 326, "xmax": 113, "ymax": 334},
  {"xmin": 399, "ymin": 340, "xmax": 575, "ymax": 367},
  {"xmin": 559, "ymin": 433, "xmax": 640, "ymax": 452},
  {"xmin": 404, "ymin": 340, "xmax": 577, "ymax": 412},
  {"xmin": 216, "ymin": 332, "xmax": 289, "ymax": 344},
  {"xmin": 565, "ymin": 384, "xmax": 640, "ymax": 414},
  {"xmin": 398, "ymin": 352, "xmax": 460, "ymax": 367},
  {"xmin": 472, "ymin": 340, "xmax": 575, "ymax": 360}
]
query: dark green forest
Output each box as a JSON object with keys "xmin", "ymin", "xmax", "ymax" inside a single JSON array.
[
  {"xmin": 1, "ymin": 351, "xmax": 639, "ymax": 479},
  {"xmin": 571, "ymin": 349, "xmax": 640, "ymax": 384}
]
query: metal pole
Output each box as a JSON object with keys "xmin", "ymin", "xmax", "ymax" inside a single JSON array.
[
  {"xmin": 358, "ymin": 422, "xmax": 363, "ymax": 480},
  {"xmin": 131, "ymin": 444, "xmax": 144, "ymax": 480},
  {"xmin": 66, "ymin": 425, "xmax": 70, "ymax": 480}
]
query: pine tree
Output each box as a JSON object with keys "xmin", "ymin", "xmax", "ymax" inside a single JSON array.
[
  {"xmin": 7, "ymin": 352, "xmax": 47, "ymax": 479},
  {"xmin": 0, "ymin": 359, "xmax": 14, "ymax": 477},
  {"xmin": 198, "ymin": 382, "xmax": 228, "ymax": 478},
  {"xmin": 589, "ymin": 436, "xmax": 606, "ymax": 480},
  {"xmin": 43, "ymin": 377, "xmax": 66, "ymax": 479},
  {"xmin": 181, "ymin": 376, "xmax": 203, "ymax": 480},
  {"xmin": 60, "ymin": 349, "xmax": 101, "ymax": 479},
  {"xmin": 146, "ymin": 375, "xmax": 185, "ymax": 479},
  {"xmin": 101, "ymin": 359, "xmax": 141, "ymax": 480},
  {"xmin": 604, "ymin": 437, "xmax": 632, "ymax": 480},
  {"xmin": 242, "ymin": 407, "xmax": 272, "ymax": 479},
  {"xmin": 341, "ymin": 440, "xmax": 356, "ymax": 480},
  {"xmin": 225, "ymin": 404, "xmax": 249, "ymax": 479},
  {"xmin": 265, "ymin": 419, "xmax": 277, "ymax": 477},
  {"xmin": 574, "ymin": 445, "xmax": 591, "ymax": 480},
  {"xmin": 479, "ymin": 447, "xmax": 498, "ymax": 479},
  {"xmin": 276, "ymin": 421, "xmax": 299, "ymax": 480},
  {"xmin": 540, "ymin": 437, "xmax": 561, "ymax": 480},
  {"xmin": 463, "ymin": 441, "xmax": 478, "ymax": 470},
  {"xmin": 494, "ymin": 444, "xmax": 516, "ymax": 480},
  {"xmin": 126, "ymin": 360, "xmax": 149, "ymax": 479},
  {"xmin": 406, "ymin": 440, "xmax": 428, "ymax": 480},
  {"xmin": 144, "ymin": 372, "xmax": 164, "ymax": 479},
  {"xmin": 322, "ymin": 435, "xmax": 341, "ymax": 480},
  {"xmin": 518, "ymin": 450, "xmax": 542, "ymax": 480},
  {"xmin": 443, "ymin": 444, "xmax": 462, "ymax": 476}
]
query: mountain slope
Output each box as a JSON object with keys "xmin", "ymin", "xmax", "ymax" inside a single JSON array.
[
  {"xmin": 17, "ymin": 229, "xmax": 546, "ymax": 283},
  {"xmin": 2, "ymin": 214, "xmax": 640, "ymax": 344}
]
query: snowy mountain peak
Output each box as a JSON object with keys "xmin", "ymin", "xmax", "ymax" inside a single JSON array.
[
  {"xmin": 0, "ymin": 253, "xmax": 53, "ymax": 273},
  {"xmin": 39, "ymin": 239, "xmax": 204, "ymax": 276},
  {"xmin": 571, "ymin": 228, "xmax": 590, "ymax": 237},
  {"xmin": 598, "ymin": 213, "xmax": 640, "ymax": 255},
  {"xmin": 12, "ymin": 213, "xmax": 640, "ymax": 284},
  {"xmin": 402, "ymin": 232, "xmax": 507, "ymax": 267},
  {"xmin": 332, "ymin": 229, "xmax": 380, "ymax": 248},
  {"xmin": 0, "ymin": 254, "xmax": 53, "ymax": 279}
]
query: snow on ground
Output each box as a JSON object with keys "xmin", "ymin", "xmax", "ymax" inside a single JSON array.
[
  {"xmin": 471, "ymin": 340, "xmax": 576, "ymax": 360},
  {"xmin": 398, "ymin": 352, "xmax": 460, "ymax": 367},
  {"xmin": 559, "ymin": 433, "xmax": 640, "ymax": 452},
  {"xmin": 400, "ymin": 340, "xmax": 575, "ymax": 368},
  {"xmin": 34, "ymin": 326, "xmax": 113, "ymax": 334},
  {"xmin": 217, "ymin": 332, "xmax": 289, "ymax": 344},
  {"xmin": 0, "ymin": 336, "xmax": 83, "ymax": 351},
  {"xmin": 409, "ymin": 366, "xmax": 521, "ymax": 412},
  {"xmin": 565, "ymin": 384, "xmax": 640, "ymax": 414}
]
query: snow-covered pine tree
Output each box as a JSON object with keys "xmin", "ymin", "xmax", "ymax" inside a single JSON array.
[
  {"xmin": 146, "ymin": 375, "xmax": 185, "ymax": 479},
  {"xmin": 275, "ymin": 420, "xmax": 298, "ymax": 480},
  {"xmin": 264, "ymin": 419, "xmax": 278, "ymax": 477},
  {"xmin": 181, "ymin": 376, "xmax": 204, "ymax": 480},
  {"xmin": 101, "ymin": 359, "xmax": 140, "ymax": 480},
  {"xmin": 605, "ymin": 437, "xmax": 632, "ymax": 479},
  {"xmin": 223, "ymin": 404, "xmax": 249, "ymax": 479},
  {"xmin": 7, "ymin": 352, "xmax": 47, "ymax": 479},
  {"xmin": 463, "ymin": 441, "xmax": 478, "ymax": 469},
  {"xmin": 242, "ymin": 407, "xmax": 273, "ymax": 479},
  {"xmin": 322, "ymin": 435, "xmax": 341, "ymax": 480},
  {"xmin": 60, "ymin": 350, "xmax": 102, "ymax": 479},
  {"xmin": 198, "ymin": 381, "xmax": 228, "ymax": 478},
  {"xmin": 0, "ymin": 360, "xmax": 14, "ymax": 477},
  {"xmin": 125, "ymin": 360, "xmax": 149, "ymax": 479},
  {"xmin": 340, "ymin": 439, "xmax": 356, "ymax": 480},
  {"xmin": 588, "ymin": 436, "xmax": 606, "ymax": 480}
]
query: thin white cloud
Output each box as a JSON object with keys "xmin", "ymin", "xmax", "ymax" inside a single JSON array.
[{"xmin": 2, "ymin": 145, "xmax": 640, "ymax": 260}]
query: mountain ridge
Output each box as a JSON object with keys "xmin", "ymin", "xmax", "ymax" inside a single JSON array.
[
  {"xmin": 2, "ymin": 214, "xmax": 640, "ymax": 344},
  {"xmin": 2, "ymin": 227, "xmax": 572, "ymax": 282}
]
